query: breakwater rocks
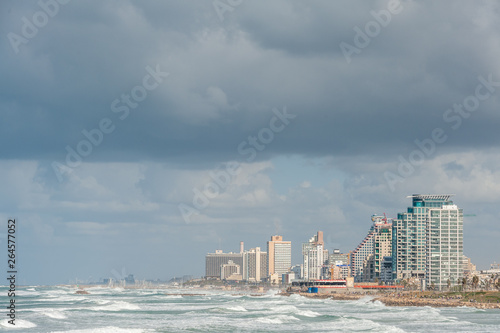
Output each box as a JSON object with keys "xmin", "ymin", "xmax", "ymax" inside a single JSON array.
[
  {"xmin": 281, "ymin": 292, "xmax": 500, "ymax": 309},
  {"xmin": 375, "ymin": 296, "xmax": 500, "ymax": 309}
]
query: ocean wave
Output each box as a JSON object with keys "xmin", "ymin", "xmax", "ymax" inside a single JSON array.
[
  {"xmin": 49, "ymin": 327, "xmax": 152, "ymax": 333},
  {"xmin": 209, "ymin": 305, "xmax": 247, "ymax": 313},
  {"xmin": 0, "ymin": 318, "xmax": 37, "ymax": 329},
  {"xmin": 43, "ymin": 310, "xmax": 68, "ymax": 319},
  {"xmin": 337, "ymin": 316, "xmax": 406, "ymax": 332},
  {"xmin": 225, "ymin": 305, "xmax": 247, "ymax": 312},
  {"xmin": 295, "ymin": 309, "xmax": 321, "ymax": 317},
  {"xmin": 256, "ymin": 314, "xmax": 300, "ymax": 324},
  {"xmin": 268, "ymin": 304, "xmax": 321, "ymax": 318},
  {"xmin": 271, "ymin": 304, "xmax": 299, "ymax": 312},
  {"xmin": 30, "ymin": 308, "xmax": 68, "ymax": 319},
  {"xmin": 16, "ymin": 290, "xmax": 42, "ymax": 297},
  {"xmin": 45, "ymin": 289, "xmax": 71, "ymax": 296},
  {"xmin": 40, "ymin": 295, "xmax": 90, "ymax": 303},
  {"xmin": 90, "ymin": 301, "xmax": 140, "ymax": 312},
  {"xmin": 95, "ymin": 299, "xmax": 112, "ymax": 305}
]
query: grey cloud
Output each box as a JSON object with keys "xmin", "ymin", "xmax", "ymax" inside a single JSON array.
[{"xmin": 2, "ymin": 0, "xmax": 500, "ymax": 283}]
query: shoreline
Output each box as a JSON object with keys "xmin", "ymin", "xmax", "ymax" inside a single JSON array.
[
  {"xmin": 58, "ymin": 284, "xmax": 500, "ymax": 309},
  {"xmin": 281, "ymin": 292, "xmax": 500, "ymax": 309}
]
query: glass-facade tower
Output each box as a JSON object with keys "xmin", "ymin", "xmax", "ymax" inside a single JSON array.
[
  {"xmin": 426, "ymin": 205, "xmax": 463, "ymax": 290},
  {"xmin": 392, "ymin": 194, "xmax": 463, "ymax": 289}
]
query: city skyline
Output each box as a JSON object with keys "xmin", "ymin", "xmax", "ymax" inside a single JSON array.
[
  {"xmin": 85, "ymin": 194, "xmax": 492, "ymax": 283},
  {"xmin": 203, "ymin": 194, "xmax": 485, "ymax": 286}
]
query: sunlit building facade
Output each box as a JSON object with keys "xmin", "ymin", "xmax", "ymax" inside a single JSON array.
[
  {"xmin": 267, "ymin": 235, "xmax": 292, "ymax": 280},
  {"xmin": 392, "ymin": 194, "xmax": 463, "ymax": 290}
]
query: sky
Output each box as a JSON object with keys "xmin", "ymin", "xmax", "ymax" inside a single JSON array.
[{"xmin": 1, "ymin": 0, "xmax": 500, "ymax": 285}]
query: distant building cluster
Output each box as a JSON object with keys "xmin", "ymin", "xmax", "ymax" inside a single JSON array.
[
  {"xmin": 205, "ymin": 194, "xmax": 482, "ymax": 290},
  {"xmin": 206, "ymin": 237, "xmax": 292, "ymax": 283}
]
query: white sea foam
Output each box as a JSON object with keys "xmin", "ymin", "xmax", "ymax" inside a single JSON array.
[
  {"xmin": 271, "ymin": 304, "xmax": 299, "ymax": 313},
  {"xmin": 225, "ymin": 305, "xmax": 247, "ymax": 312},
  {"xmin": 49, "ymin": 327, "xmax": 151, "ymax": 333},
  {"xmin": 353, "ymin": 295, "xmax": 376, "ymax": 303},
  {"xmin": 90, "ymin": 301, "xmax": 140, "ymax": 311},
  {"xmin": 16, "ymin": 290, "xmax": 42, "ymax": 297},
  {"xmin": 222, "ymin": 293, "xmax": 243, "ymax": 298},
  {"xmin": 44, "ymin": 310, "xmax": 68, "ymax": 319},
  {"xmin": 41, "ymin": 294, "xmax": 89, "ymax": 303},
  {"xmin": 256, "ymin": 314, "xmax": 300, "ymax": 324},
  {"xmin": 9, "ymin": 287, "xmax": 500, "ymax": 332},
  {"xmin": 94, "ymin": 299, "xmax": 111, "ymax": 305},
  {"xmin": 296, "ymin": 309, "xmax": 321, "ymax": 317},
  {"xmin": 0, "ymin": 318, "xmax": 37, "ymax": 329},
  {"xmin": 336, "ymin": 316, "xmax": 406, "ymax": 332},
  {"xmin": 31, "ymin": 308, "xmax": 68, "ymax": 319},
  {"xmin": 268, "ymin": 303, "xmax": 321, "ymax": 317},
  {"xmin": 45, "ymin": 289, "xmax": 70, "ymax": 296}
]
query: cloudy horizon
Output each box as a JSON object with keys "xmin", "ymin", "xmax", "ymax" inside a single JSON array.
[{"xmin": 1, "ymin": 0, "xmax": 500, "ymax": 285}]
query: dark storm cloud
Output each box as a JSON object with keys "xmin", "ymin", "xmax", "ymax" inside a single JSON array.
[{"xmin": 2, "ymin": 0, "xmax": 500, "ymax": 169}]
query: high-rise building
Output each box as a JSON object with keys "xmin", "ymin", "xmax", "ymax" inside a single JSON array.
[
  {"xmin": 392, "ymin": 194, "xmax": 463, "ymax": 290},
  {"xmin": 205, "ymin": 250, "xmax": 243, "ymax": 278},
  {"xmin": 302, "ymin": 231, "xmax": 328, "ymax": 280},
  {"xmin": 351, "ymin": 215, "xmax": 389, "ymax": 281},
  {"xmin": 267, "ymin": 235, "xmax": 292, "ymax": 280},
  {"xmin": 426, "ymin": 201, "xmax": 463, "ymax": 290},
  {"xmin": 242, "ymin": 247, "xmax": 268, "ymax": 282},
  {"xmin": 362, "ymin": 222, "xmax": 393, "ymax": 282}
]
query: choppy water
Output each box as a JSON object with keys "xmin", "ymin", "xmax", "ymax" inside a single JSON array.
[{"xmin": 0, "ymin": 286, "xmax": 499, "ymax": 332}]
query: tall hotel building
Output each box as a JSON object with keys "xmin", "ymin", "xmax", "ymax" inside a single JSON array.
[
  {"xmin": 392, "ymin": 194, "xmax": 463, "ymax": 290},
  {"xmin": 242, "ymin": 247, "xmax": 268, "ymax": 282},
  {"xmin": 267, "ymin": 235, "xmax": 292, "ymax": 280},
  {"xmin": 351, "ymin": 215, "xmax": 389, "ymax": 281},
  {"xmin": 426, "ymin": 198, "xmax": 463, "ymax": 290},
  {"xmin": 205, "ymin": 250, "xmax": 243, "ymax": 278},
  {"xmin": 302, "ymin": 231, "xmax": 329, "ymax": 280},
  {"xmin": 362, "ymin": 221, "xmax": 392, "ymax": 282}
]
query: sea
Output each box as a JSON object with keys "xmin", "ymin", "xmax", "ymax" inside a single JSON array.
[{"xmin": 0, "ymin": 285, "xmax": 499, "ymax": 332}]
